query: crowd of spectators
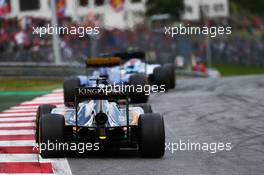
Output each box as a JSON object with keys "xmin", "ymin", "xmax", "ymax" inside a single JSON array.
[
  {"xmin": 0, "ymin": 17, "xmax": 53, "ymax": 62},
  {"xmin": 191, "ymin": 36, "xmax": 264, "ymax": 67},
  {"xmin": 0, "ymin": 16, "xmax": 264, "ymax": 66},
  {"xmin": 0, "ymin": 16, "xmax": 174, "ymax": 63},
  {"xmin": 187, "ymin": 16, "xmax": 264, "ymax": 66}
]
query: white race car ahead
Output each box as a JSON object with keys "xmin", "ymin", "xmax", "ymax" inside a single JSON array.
[{"xmin": 63, "ymin": 52, "xmax": 176, "ymax": 106}]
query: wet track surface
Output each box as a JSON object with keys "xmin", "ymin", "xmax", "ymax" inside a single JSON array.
[{"xmin": 68, "ymin": 75, "xmax": 264, "ymax": 175}]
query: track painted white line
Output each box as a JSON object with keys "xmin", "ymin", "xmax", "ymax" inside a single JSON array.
[
  {"xmin": 10, "ymin": 105, "xmax": 64, "ymax": 110},
  {"xmin": 38, "ymin": 156, "xmax": 72, "ymax": 175},
  {"xmin": 52, "ymin": 89, "xmax": 63, "ymax": 93},
  {"xmin": 0, "ymin": 130, "xmax": 34, "ymax": 135},
  {"xmin": 42, "ymin": 93, "xmax": 63, "ymax": 97},
  {"xmin": 37, "ymin": 95, "xmax": 63, "ymax": 98},
  {"xmin": 0, "ymin": 123, "xmax": 34, "ymax": 127},
  {"xmin": 10, "ymin": 106, "xmax": 39, "ymax": 110},
  {"xmin": 0, "ymin": 140, "xmax": 34, "ymax": 146},
  {"xmin": 21, "ymin": 101, "xmax": 63, "ymax": 105},
  {"xmin": 0, "ymin": 117, "xmax": 35, "ymax": 122},
  {"xmin": 1, "ymin": 109, "xmax": 37, "ymax": 113},
  {"xmin": 34, "ymin": 97, "xmax": 63, "ymax": 102},
  {"xmin": 49, "ymin": 159, "xmax": 73, "ymax": 175},
  {"xmin": 0, "ymin": 154, "xmax": 38, "ymax": 162},
  {"xmin": 0, "ymin": 174, "xmax": 54, "ymax": 175},
  {"xmin": 32, "ymin": 95, "xmax": 63, "ymax": 101},
  {"xmin": 0, "ymin": 113, "xmax": 35, "ymax": 117}
]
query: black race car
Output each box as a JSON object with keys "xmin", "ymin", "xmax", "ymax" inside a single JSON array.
[{"xmin": 36, "ymin": 81, "xmax": 165, "ymax": 158}]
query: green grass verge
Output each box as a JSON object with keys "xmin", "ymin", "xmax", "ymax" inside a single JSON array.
[
  {"xmin": 0, "ymin": 77, "xmax": 62, "ymax": 91},
  {"xmin": 212, "ymin": 64, "xmax": 264, "ymax": 76},
  {"xmin": 0, "ymin": 90, "xmax": 52, "ymax": 96},
  {"xmin": 0, "ymin": 77, "xmax": 62, "ymax": 111},
  {"xmin": 0, "ymin": 95, "xmax": 37, "ymax": 111}
]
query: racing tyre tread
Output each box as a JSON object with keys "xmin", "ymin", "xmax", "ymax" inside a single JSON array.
[
  {"xmin": 139, "ymin": 113, "xmax": 165, "ymax": 158},
  {"xmin": 164, "ymin": 63, "xmax": 176, "ymax": 89},
  {"xmin": 153, "ymin": 67, "xmax": 170, "ymax": 92},
  {"xmin": 35, "ymin": 104, "xmax": 56, "ymax": 143},
  {"xmin": 39, "ymin": 114, "xmax": 65, "ymax": 158}
]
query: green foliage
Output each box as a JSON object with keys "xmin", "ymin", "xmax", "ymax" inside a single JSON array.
[
  {"xmin": 145, "ymin": 0, "xmax": 184, "ymax": 19},
  {"xmin": 230, "ymin": 0, "xmax": 264, "ymax": 16},
  {"xmin": 146, "ymin": 0, "xmax": 264, "ymax": 17},
  {"xmin": 212, "ymin": 64, "xmax": 264, "ymax": 76}
]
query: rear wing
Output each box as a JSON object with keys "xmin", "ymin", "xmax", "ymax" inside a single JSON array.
[
  {"xmin": 75, "ymin": 87, "xmax": 128, "ymax": 101},
  {"xmin": 85, "ymin": 52, "xmax": 146, "ymax": 67},
  {"xmin": 86, "ymin": 57, "xmax": 121, "ymax": 67},
  {"xmin": 74, "ymin": 87, "xmax": 130, "ymax": 130}
]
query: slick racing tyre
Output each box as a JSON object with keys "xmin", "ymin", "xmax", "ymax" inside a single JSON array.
[
  {"xmin": 129, "ymin": 73, "xmax": 149, "ymax": 103},
  {"xmin": 138, "ymin": 113, "xmax": 165, "ymax": 158},
  {"xmin": 39, "ymin": 114, "xmax": 65, "ymax": 158},
  {"xmin": 35, "ymin": 104, "xmax": 56, "ymax": 144},
  {"xmin": 63, "ymin": 77, "xmax": 80, "ymax": 106},
  {"xmin": 164, "ymin": 63, "xmax": 176, "ymax": 89},
  {"xmin": 153, "ymin": 67, "xmax": 170, "ymax": 92}
]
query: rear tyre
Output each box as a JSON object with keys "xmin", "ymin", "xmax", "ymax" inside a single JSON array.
[
  {"xmin": 35, "ymin": 104, "xmax": 56, "ymax": 143},
  {"xmin": 138, "ymin": 113, "xmax": 165, "ymax": 158},
  {"xmin": 39, "ymin": 114, "xmax": 65, "ymax": 158},
  {"xmin": 164, "ymin": 63, "xmax": 176, "ymax": 89},
  {"xmin": 63, "ymin": 77, "xmax": 80, "ymax": 106},
  {"xmin": 129, "ymin": 73, "xmax": 149, "ymax": 103},
  {"xmin": 153, "ymin": 67, "xmax": 170, "ymax": 92}
]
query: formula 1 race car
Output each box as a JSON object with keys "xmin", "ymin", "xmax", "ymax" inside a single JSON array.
[
  {"xmin": 35, "ymin": 81, "xmax": 165, "ymax": 158},
  {"xmin": 63, "ymin": 51, "xmax": 175, "ymax": 106}
]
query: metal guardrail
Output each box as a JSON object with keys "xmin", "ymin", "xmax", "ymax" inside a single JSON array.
[{"xmin": 0, "ymin": 63, "xmax": 90, "ymax": 77}]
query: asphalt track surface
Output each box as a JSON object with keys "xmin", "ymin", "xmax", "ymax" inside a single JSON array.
[{"xmin": 68, "ymin": 75, "xmax": 264, "ymax": 175}]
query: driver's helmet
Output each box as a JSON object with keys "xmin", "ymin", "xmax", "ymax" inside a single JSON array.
[{"xmin": 125, "ymin": 58, "xmax": 141, "ymax": 73}]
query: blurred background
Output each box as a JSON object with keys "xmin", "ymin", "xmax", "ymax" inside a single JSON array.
[
  {"xmin": 0, "ymin": 0, "xmax": 264, "ymax": 109},
  {"xmin": 1, "ymin": 0, "xmax": 264, "ymax": 70}
]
